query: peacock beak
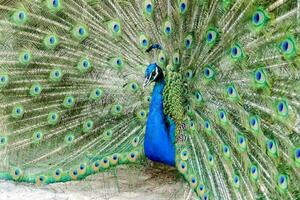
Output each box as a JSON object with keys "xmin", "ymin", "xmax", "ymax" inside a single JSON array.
[
  {"xmin": 143, "ymin": 67, "xmax": 159, "ymax": 89},
  {"xmin": 143, "ymin": 77, "xmax": 151, "ymax": 89}
]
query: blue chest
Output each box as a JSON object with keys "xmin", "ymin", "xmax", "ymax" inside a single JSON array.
[{"xmin": 144, "ymin": 80, "xmax": 175, "ymax": 166}]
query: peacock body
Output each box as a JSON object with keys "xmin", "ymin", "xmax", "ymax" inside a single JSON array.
[
  {"xmin": 0, "ymin": 0, "xmax": 300, "ymax": 199},
  {"xmin": 144, "ymin": 62, "xmax": 176, "ymax": 166}
]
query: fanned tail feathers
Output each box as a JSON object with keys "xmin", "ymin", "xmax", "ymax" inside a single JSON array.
[{"xmin": 0, "ymin": 0, "xmax": 299, "ymax": 199}]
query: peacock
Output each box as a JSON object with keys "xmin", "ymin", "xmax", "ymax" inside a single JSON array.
[{"xmin": 0, "ymin": 0, "xmax": 299, "ymax": 199}]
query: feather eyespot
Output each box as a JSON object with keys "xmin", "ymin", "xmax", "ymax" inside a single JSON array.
[
  {"xmin": 206, "ymin": 29, "xmax": 218, "ymax": 45},
  {"xmin": 12, "ymin": 10, "xmax": 28, "ymax": 26},
  {"xmin": 277, "ymin": 174, "xmax": 288, "ymax": 191},
  {"xmin": 276, "ymin": 100, "xmax": 288, "ymax": 117},
  {"xmin": 179, "ymin": 1, "xmax": 187, "ymax": 14},
  {"xmin": 163, "ymin": 21, "xmax": 172, "ymax": 36},
  {"xmin": 252, "ymin": 8, "xmax": 269, "ymax": 27},
  {"xmin": 12, "ymin": 105, "xmax": 24, "ymax": 119},
  {"xmin": 146, "ymin": 4, "xmax": 152, "ymax": 13},
  {"xmin": 295, "ymin": 148, "xmax": 300, "ymax": 159},
  {"xmin": 279, "ymin": 36, "xmax": 297, "ymax": 59}
]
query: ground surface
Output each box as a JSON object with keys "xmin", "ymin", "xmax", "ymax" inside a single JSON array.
[{"xmin": 0, "ymin": 164, "xmax": 196, "ymax": 200}]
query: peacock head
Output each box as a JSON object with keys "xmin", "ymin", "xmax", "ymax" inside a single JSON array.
[{"xmin": 143, "ymin": 63, "xmax": 164, "ymax": 88}]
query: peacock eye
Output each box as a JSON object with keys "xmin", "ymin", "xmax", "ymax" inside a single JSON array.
[
  {"xmin": 146, "ymin": 4, "xmax": 152, "ymax": 12},
  {"xmin": 50, "ymin": 68, "xmax": 63, "ymax": 82},
  {"xmin": 226, "ymin": 84, "xmax": 238, "ymax": 99},
  {"xmin": 279, "ymin": 175, "xmax": 285, "ymax": 184},
  {"xmin": 277, "ymin": 174, "xmax": 288, "ymax": 191},
  {"xmin": 248, "ymin": 115, "xmax": 260, "ymax": 132},
  {"xmin": 116, "ymin": 59, "xmax": 121, "ymax": 66},
  {"xmin": 185, "ymin": 69, "xmax": 193, "ymax": 80},
  {"xmin": 232, "ymin": 175, "xmax": 240, "ymax": 188},
  {"xmin": 203, "ymin": 66, "xmax": 215, "ymax": 80},
  {"xmin": 256, "ymin": 71, "xmax": 261, "ymax": 80},
  {"xmin": 239, "ymin": 137, "xmax": 244, "ymax": 144},
  {"xmin": 231, "ymin": 46, "xmax": 240, "ymax": 57},
  {"xmin": 143, "ymin": 0, "xmax": 154, "ymax": 16},
  {"xmin": 19, "ymin": 51, "xmax": 31, "ymax": 65},
  {"xmin": 230, "ymin": 44, "xmax": 244, "ymax": 60},
  {"xmin": 237, "ymin": 134, "xmax": 247, "ymax": 151},
  {"xmin": 206, "ymin": 29, "xmax": 218, "ymax": 45},
  {"xmin": 158, "ymin": 51, "xmax": 166, "ymax": 66},
  {"xmin": 172, "ymin": 52, "xmax": 180, "ymax": 65},
  {"xmin": 79, "ymin": 27, "xmax": 84, "ymax": 35},
  {"xmin": 218, "ymin": 110, "xmax": 226, "ymax": 121},
  {"xmin": 163, "ymin": 21, "xmax": 172, "ymax": 36},
  {"xmin": 166, "ymin": 26, "xmax": 170, "ymax": 32},
  {"xmin": 49, "ymin": 36, "xmax": 55, "ymax": 44},
  {"xmin": 180, "ymin": 3, "xmax": 186, "ymax": 11},
  {"xmin": 251, "ymin": 165, "xmax": 257, "ymax": 173},
  {"xmin": 194, "ymin": 91, "xmax": 203, "ymax": 104},
  {"xmin": 71, "ymin": 24, "xmax": 89, "ymax": 41},
  {"xmin": 18, "ymin": 12, "xmax": 25, "ymax": 20},
  {"xmin": 254, "ymin": 68, "xmax": 267, "ymax": 84},
  {"xmin": 281, "ymin": 38, "xmax": 295, "ymax": 54},
  {"xmin": 65, "ymin": 132, "xmax": 74, "ymax": 144},
  {"xmin": 223, "ymin": 146, "xmax": 229, "ymax": 153},
  {"xmin": 233, "ymin": 175, "xmax": 239, "ymax": 184},
  {"xmin": 0, "ymin": 74, "xmax": 9, "ymax": 88},
  {"xmin": 110, "ymin": 21, "xmax": 121, "ymax": 33},
  {"xmin": 184, "ymin": 35, "xmax": 193, "ymax": 49},
  {"xmin": 53, "ymin": 0, "xmax": 59, "ymax": 7},
  {"xmin": 178, "ymin": 0, "xmax": 187, "ymax": 14},
  {"xmin": 113, "ymin": 24, "xmax": 119, "ymax": 32},
  {"xmin": 181, "ymin": 149, "xmax": 189, "ymax": 160},
  {"xmin": 150, "ymin": 68, "xmax": 159, "ymax": 79},
  {"xmin": 207, "ymin": 32, "xmax": 213, "ymax": 41},
  {"xmin": 198, "ymin": 184, "xmax": 205, "ymax": 191},
  {"xmin": 266, "ymin": 139, "xmax": 278, "ymax": 157},
  {"xmin": 252, "ymin": 10, "xmax": 268, "ymax": 27},
  {"xmin": 12, "ymin": 10, "xmax": 28, "ymax": 26},
  {"xmin": 139, "ymin": 34, "xmax": 150, "ymax": 49},
  {"xmin": 268, "ymin": 141, "xmax": 273, "ymax": 149},
  {"xmin": 276, "ymin": 100, "xmax": 288, "ymax": 117},
  {"xmin": 0, "ymin": 136, "xmax": 7, "ymax": 146},
  {"xmin": 204, "ymin": 120, "xmax": 210, "ymax": 129},
  {"xmin": 46, "ymin": 0, "xmax": 62, "ymax": 12},
  {"xmin": 12, "ymin": 105, "xmax": 24, "ymax": 119},
  {"xmin": 108, "ymin": 20, "xmax": 121, "ymax": 37},
  {"xmin": 282, "ymin": 40, "xmax": 291, "ymax": 52},
  {"xmin": 279, "ymin": 37, "xmax": 296, "ymax": 58}
]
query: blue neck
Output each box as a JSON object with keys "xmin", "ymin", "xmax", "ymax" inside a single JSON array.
[{"xmin": 144, "ymin": 79, "xmax": 175, "ymax": 166}]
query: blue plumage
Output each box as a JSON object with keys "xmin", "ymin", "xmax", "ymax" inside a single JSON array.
[{"xmin": 144, "ymin": 63, "xmax": 175, "ymax": 166}]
